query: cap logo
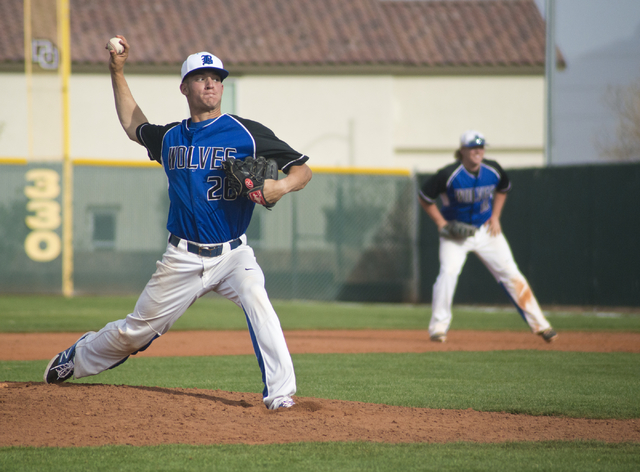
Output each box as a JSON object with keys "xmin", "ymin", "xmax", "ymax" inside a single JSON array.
[
  {"xmin": 201, "ymin": 54, "xmax": 214, "ymax": 65},
  {"xmin": 465, "ymin": 135, "xmax": 485, "ymax": 147}
]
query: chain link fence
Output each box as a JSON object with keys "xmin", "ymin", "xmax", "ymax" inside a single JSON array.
[{"xmin": 0, "ymin": 164, "xmax": 419, "ymax": 302}]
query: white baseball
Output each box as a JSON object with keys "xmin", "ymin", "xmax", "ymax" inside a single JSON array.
[{"xmin": 106, "ymin": 37, "xmax": 124, "ymax": 54}]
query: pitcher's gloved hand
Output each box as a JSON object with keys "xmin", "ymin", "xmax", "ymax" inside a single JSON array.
[{"xmin": 222, "ymin": 156, "xmax": 279, "ymax": 209}]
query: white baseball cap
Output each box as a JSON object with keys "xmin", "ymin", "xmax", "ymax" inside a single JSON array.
[
  {"xmin": 181, "ymin": 52, "xmax": 229, "ymax": 82},
  {"xmin": 459, "ymin": 130, "xmax": 487, "ymax": 148}
]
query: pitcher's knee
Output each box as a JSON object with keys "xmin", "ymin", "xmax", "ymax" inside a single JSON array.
[
  {"xmin": 238, "ymin": 278, "xmax": 268, "ymax": 303},
  {"xmin": 116, "ymin": 323, "xmax": 155, "ymax": 354}
]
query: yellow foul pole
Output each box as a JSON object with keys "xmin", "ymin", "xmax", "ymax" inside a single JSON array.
[
  {"xmin": 58, "ymin": 0, "xmax": 73, "ymax": 297},
  {"xmin": 24, "ymin": 0, "xmax": 33, "ymax": 157}
]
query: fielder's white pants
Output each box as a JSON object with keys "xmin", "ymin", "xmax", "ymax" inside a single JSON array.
[
  {"xmin": 430, "ymin": 224, "xmax": 551, "ymax": 336},
  {"xmin": 73, "ymin": 234, "xmax": 296, "ymax": 409}
]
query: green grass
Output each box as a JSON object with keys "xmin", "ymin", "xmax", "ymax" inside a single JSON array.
[
  {"xmin": 1, "ymin": 442, "xmax": 639, "ymax": 472},
  {"xmin": 1, "ymin": 295, "xmax": 639, "ymax": 470},
  {"xmin": 2, "ymin": 351, "xmax": 638, "ymax": 419},
  {"xmin": 1, "ymin": 295, "xmax": 639, "ymax": 333}
]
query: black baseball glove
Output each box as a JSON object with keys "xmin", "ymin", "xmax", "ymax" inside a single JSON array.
[
  {"xmin": 222, "ymin": 156, "xmax": 279, "ymax": 209},
  {"xmin": 439, "ymin": 221, "xmax": 478, "ymax": 239}
]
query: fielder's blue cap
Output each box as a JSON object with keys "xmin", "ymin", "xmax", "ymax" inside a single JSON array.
[{"xmin": 460, "ymin": 130, "xmax": 487, "ymax": 148}]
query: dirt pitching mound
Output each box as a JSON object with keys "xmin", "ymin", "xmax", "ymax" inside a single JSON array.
[{"xmin": 2, "ymin": 382, "xmax": 639, "ymax": 447}]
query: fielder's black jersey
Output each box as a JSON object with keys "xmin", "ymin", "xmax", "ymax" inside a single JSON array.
[
  {"xmin": 136, "ymin": 114, "xmax": 308, "ymax": 244},
  {"xmin": 419, "ymin": 159, "xmax": 511, "ymax": 227}
]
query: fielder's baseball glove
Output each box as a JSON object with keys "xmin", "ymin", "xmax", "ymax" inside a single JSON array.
[
  {"xmin": 439, "ymin": 221, "xmax": 478, "ymax": 239},
  {"xmin": 222, "ymin": 156, "xmax": 279, "ymax": 209}
]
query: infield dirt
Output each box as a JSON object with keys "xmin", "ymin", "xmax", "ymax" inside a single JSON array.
[{"xmin": 1, "ymin": 330, "xmax": 639, "ymax": 447}]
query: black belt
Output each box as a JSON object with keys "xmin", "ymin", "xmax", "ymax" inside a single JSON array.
[{"xmin": 169, "ymin": 234, "xmax": 242, "ymax": 257}]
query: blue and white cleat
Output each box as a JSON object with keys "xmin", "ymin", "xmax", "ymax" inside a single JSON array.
[
  {"xmin": 43, "ymin": 333, "xmax": 91, "ymax": 384},
  {"xmin": 277, "ymin": 398, "xmax": 295, "ymax": 409},
  {"xmin": 270, "ymin": 397, "xmax": 295, "ymax": 409}
]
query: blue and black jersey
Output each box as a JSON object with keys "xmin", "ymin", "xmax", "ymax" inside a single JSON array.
[
  {"xmin": 419, "ymin": 159, "xmax": 510, "ymax": 227},
  {"xmin": 136, "ymin": 114, "xmax": 308, "ymax": 244}
]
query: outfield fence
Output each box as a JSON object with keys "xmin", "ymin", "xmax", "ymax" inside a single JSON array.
[
  {"xmin": 0, "ymin": 162, "xmax": 418, "ymax": 302},
  {"xmin": 2, "ymin": 161, "xmax": 639, "ymax": 306}
]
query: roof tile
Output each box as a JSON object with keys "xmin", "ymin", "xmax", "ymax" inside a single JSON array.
[{"xmin": 0, "ymin": 0, "xmax": 553, "ymax": 71}]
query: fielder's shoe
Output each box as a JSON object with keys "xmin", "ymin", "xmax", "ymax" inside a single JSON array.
[
  {"xmin": 270, "ymin": 397, "xmax": 295, "ymax": 410},
  {"xmin": 539, "ymin": 328, "xmax": 558, "ymax": 343},
  {"xmin": 430, "ymin": 333, "xmax": 447, "ymax": 343},
  {"xmin": 43, "ymin": 332, "xmax": 91, "ymax": 384}
]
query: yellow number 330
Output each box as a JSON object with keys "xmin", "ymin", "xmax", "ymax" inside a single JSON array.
[{"xmin": 24, "ymin": 169, "xmax": 62, "ymax": 262}]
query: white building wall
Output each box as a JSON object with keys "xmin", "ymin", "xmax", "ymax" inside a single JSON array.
[
  {"xmin": 0, "ymin": 72, "xmax": 544, "ymax": 171},
  {"xmin": 393, "ymin": 75, "xmax": 546, "ymax": 171},
  {"xmin": 69, "ymin": 74, "xmax": 190, "ymax": 162},
  {"xmin": 0, "ymin": 73, "xmax": 62, "ymax": 160},
  {"xmin": 236, "ymin": 75, "xmax": 395, "ymax": 170}
]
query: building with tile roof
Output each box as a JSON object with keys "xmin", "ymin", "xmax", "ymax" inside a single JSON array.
[{"xmin": 0, "ymin": 0, "xmax": 560, "ymax": 171}]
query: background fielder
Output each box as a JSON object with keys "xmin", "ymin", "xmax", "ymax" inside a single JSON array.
[
  {"xmin": 44, "ymin": 36, "xmax": 312, "ymax": 410},
  {"xmin": 419, "ymin": 130, "xmax": 557, "ymax": 343}
]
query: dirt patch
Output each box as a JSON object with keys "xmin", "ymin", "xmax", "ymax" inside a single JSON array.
[
  {"xmin": 2, "ymin": 330, "xmax": 639, "ymax": 361},
  {"xmin": 1, "ymin": 382, "xmax": 639, "ymax": 447},
  {"xmin": 1, "ymin": 330, "xmax": 639, "ymax": 447}
]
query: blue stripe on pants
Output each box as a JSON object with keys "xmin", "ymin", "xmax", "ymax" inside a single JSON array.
[
  {"xmin": 499, "ymin": 282, "xmax": 528, "ymax": 325},
  {"xmin": 107, "ymin": 333, "xmax": 160, "ymax": 371},
  {"xmin": 244, "ymin": 307, "xmax": 268, "ymax": 398}
]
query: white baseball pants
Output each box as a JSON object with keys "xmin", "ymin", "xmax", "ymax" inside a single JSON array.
[
  {"xmin": 429, "ymin": 224, "xmax": 551, "ymax": 336},
  {"xmin": 73, "ymin": 234, "xmax": 296, "ymax": 409}
]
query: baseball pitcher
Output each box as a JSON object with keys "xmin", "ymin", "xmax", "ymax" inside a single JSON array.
[{"xmin": 44, "ymin": 36, "xmax": 312, "ymax": 410}]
